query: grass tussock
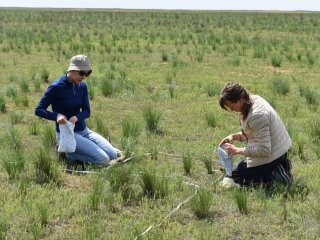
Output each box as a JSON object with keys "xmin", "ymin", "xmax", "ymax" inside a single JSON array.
[
  {"xmin": 34, "ymin": 148, "xmax": 62, "ymax": 185},
  {"xmin": 234, "ymin": 189, "xmax": 248, "ymax": 214},
  {"xmin": 191, "ymin": 189, "xmax": 213, "ymax": 219},
  {"xmin": 142, "ymin": 106, "xmax": 163, "ymax": 133}
]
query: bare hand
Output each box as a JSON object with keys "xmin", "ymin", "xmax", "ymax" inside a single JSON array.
[
  {"xmin": 224, "ymin": 143, "xmax": 237, "ymax": 155},
  {"xmin": 224, "ymin": 143, "xmax": 245, "ymax": 155},
  {"xmin": 219, "ymin": 135, "xmax": 234, "ymax": 147},
  {"xmin": 69, "ymin": 116, "xmax": 78, "ymax": 125},
  {"xmin": 57, "ymin": 113, "xmax": 67, "ymax": 124}
]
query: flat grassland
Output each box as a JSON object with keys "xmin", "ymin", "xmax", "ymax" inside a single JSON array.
[{"xmin": 0, "ymin": 8, "xmax": 319, "ymax": 239}]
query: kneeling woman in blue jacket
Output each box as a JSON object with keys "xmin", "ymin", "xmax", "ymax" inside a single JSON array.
[
  {"xmin": 219, "ymin": 82, "xmax": 293, "ymax": 187},
  {"xmin": 35, "ymin": 55, "xmax": 118, "ymax": 166}
]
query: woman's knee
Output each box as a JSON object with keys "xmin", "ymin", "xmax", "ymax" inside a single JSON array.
[
  {"xmin": 107, "ymin": 149, "xmax": 117, "ymax": 160},
  {"xmin": 95, "ymin": 151, "xmax": 110, "ymax": 165},
  {"xmin": 96, "ymin": 158, "xmax": 110, "ymax": 166}
]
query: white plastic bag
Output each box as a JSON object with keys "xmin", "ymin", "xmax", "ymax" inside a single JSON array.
[
  {"xmin": 217, "ymin": 144, "xmax": 233, "ymax": 176},
  {"xmin": 58, "ymin": 121, "xmax": 76, "ymax": 153}
]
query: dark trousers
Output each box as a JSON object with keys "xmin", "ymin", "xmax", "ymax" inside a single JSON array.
[{"xmin": 232, "ymin": 153, "xmax": 293, "ymax": 187}]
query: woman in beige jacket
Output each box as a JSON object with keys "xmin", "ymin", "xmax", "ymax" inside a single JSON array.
[{"xmin": 219, "ymin": 82, "xmax": 292, "ymax": 187}]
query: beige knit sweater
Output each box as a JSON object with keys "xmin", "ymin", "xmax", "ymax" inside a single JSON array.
[{"xmin": 240, "ymin": 95, "xmax": 292, "ymax": 167}]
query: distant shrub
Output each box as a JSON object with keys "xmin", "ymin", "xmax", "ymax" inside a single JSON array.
[
  {"xmin": 87, "ymin": 82, "xmax": 95, "ymax": 100},
  {"xmin": 167, "ymin": 82, "xmax": 176, "ymax": 99},
  {"xmin": 5, "ymin": 125, "xmax": 22, "ymax": 150},
  {"xmin": 29, "ymin": 121, "xmax": 39, "ymax": 135},
  {"xmin": 253, "ymin": 46, "xmax": 267, "ymax": 59},
  {"xmin": 5, "ymin": 85, "xmax": 17, "ymax": 99},
  {"xmin": 203, "ymin": 82, "xmax": 221, "ymax": 97},
  {"xmin": 300, "ymin": 86, "xmax": 317, "ymax": 105},
  {"xmin": 306, "ymin": 52, "xmax": 316, "ymax": 66},
  {"xmin": 231, "ymin": 57, "xmax": 241, "ymax": 66},
  {"xmin": 19, "ymin": 79, "xmax": 29, "ymax": 93},
  {"xmin": 204, "ymin": 111, "xmax": 217, "ymax": 128},
  {"xmin": 9, "ymin": 74, "xmax": 20, "ymax": 82},
  {"xmin": 9, "ymin": 111, "xmax": 24, "ymax": 125},
  {"xmin": 0, "ymin": 95, "xmax": 6, "ymax": 112},
  {"xmin": 40, "ymin": 67, "xmax": 50, "ymax": 83},
  {"xmin": 101, "ymin": 78, "xmax": 114, "ymax": 97},
  {"xmin": 270, "ymin": 54, "xmax": 282, "ymax": 67},
  {"xmin": 34, "ymin": 80, "xmax": 41, "ymax": 92},
  {"xmin": 161, "ymin": 51, "xmax": 169, "ymax": 62},
  {"xmin": 20, "ymin": 96, "xmax": 29, "ymax": 107},
  {"xmin": 121, "ymin": 118, "xmax": 142, "ymax": 142},
  {"xmin": 95, "ymin": 117, "xmax": 110, "ymax": 140},
  {"xmin": 310, "ymin": 117, "xmax": 320, "ymax": 143},
  {"xmin": 182, "ymin": 151, "xmax": 193, "ymax": 175},
  {"xmin": 296, "ymin": 52, "xmax": 302, "ymax": 61},
  {"xmin": 142, "ymin": 106, "xmax": 163, "ymax": 133},
  {"xmin": 195, "ymin": 50, "xmax": 204, "ymax": 62},
  {"xmin": 272, "ymin": 77, "xmax": 290, "ymax": 95},
  {"xmin": 295, "ymin": 136, "xmax": 306, "ymax": 162}
]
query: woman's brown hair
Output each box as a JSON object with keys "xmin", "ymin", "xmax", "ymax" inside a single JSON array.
[{"xmin": 219, "ymin": 82, "xmax": 252, "ymax": 120}]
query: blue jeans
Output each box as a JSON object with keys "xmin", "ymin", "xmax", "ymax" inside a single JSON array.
[{"xmin": 57, "ymin": 127, "xmax": 117, "ymax": 165}]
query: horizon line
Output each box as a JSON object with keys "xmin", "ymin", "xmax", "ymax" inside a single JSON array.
[{"xmin": 0, "ymin": 6, "xmax": 318, "ymax": 12}]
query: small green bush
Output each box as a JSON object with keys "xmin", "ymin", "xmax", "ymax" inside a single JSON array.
[
  {"xmin": 201, "ymin": 156, "xmax": 213, "ymax": 174},
  {"xmin": 272, "ymin": 77, "xmax": 290, "ymax": 95},
  {"xmin": 204, "ymin": 111, "xmax": 217, "ymax": 128},
  {"xmin": 270, "ymin": 54, "xmax": 282, "ymax": 67},
  {"xmin": 2, "ymin": 150, "xmax": 25, "ymax": 180},
  {"xmin": 182, "ymin": 151, "xmax": 193, "ymax": 175},
  {"xmin": 89, "ymin": 176, "xmax": 104, "ymax": 211},
  {"xmin": 203, "ymin": 82, "xmax": 221, "ymax": 97},
  {"xmin": 40, "ymin": 67, "xmax": 50, "ymax": 83},
  {"xmin": 121, "ymin": 118, "xmax": 142, "ymax": 142},
  {"xmin": 0, "ymin": 95, "xmax": 6, "ymax": 113},
  {"xmin": 19, "ymin": 79, "xmax": 29, "ymax": 93},
  {"xmin": 95, "ymin": 117, "xmax": 110, "ymax": 140},
  {"xmin": 101, "ymin": 78, "xmax": 114, "ymax": 97},
  {"xmin": 36, "ymin": 201, "xmax": 49, "ymax": 226},
  {"xmin": 142, "ymin": 106, "xmax": 163, "ymax": 133},
  {"xmin": 41, "ymin": 124, "xmax": 56, "ymax": 150},
  {"xmin": 34, "ymin": 148, "xmax": 62, "ymax": 185},
  {"xmin": 191, "ymin": 189, "xmax": 213, "ymax": 218},
  {"xmin": 234, "ymin": 189, "xmax": 248, "ymax": 214}
]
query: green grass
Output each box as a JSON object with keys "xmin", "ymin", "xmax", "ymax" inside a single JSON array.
[
  {"xmin": 270, "ymin": 54, "xmax": 283, "ymax": 67},
  {"xmin": 2, "ymin": 150, "xmax": 25, "ymax": 180},
  {"xmin": 182, "ymin": 150, "xmax": 193, "ymax": 175},
  {"xmin": 272, "ymin": 76, "xmax": 290, "ymax": 95},
  {"xmin": 142, "ymin": 105, "xmax": 163, "ymax": 133},
  {"xmin": 0, "ymin": 8, "xmax": 320, "ymax": 239},
  {"xmin": 234, "ymin": 189, "xmax": 248, "ymax": 214},
  {"xmin": 0, "ymin": 95, "xmax": 5, "ymax": 112},
  {"xmin": 190, "ymin": 188, "xmax": 213, "ymax": 218},
  {"xmin": 121, "ymin": 118, "xmax": 142, "ymax": 142}
]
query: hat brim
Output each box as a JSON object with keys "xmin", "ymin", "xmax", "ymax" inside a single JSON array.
[{"xmin": 67, "ymin": 65, "xmax": 92, "ymax": 72}]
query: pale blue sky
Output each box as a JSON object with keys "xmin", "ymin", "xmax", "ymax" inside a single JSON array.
[{"xmin": 1, "ymin": 0, "xmax": 320, "ymax": 11}]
